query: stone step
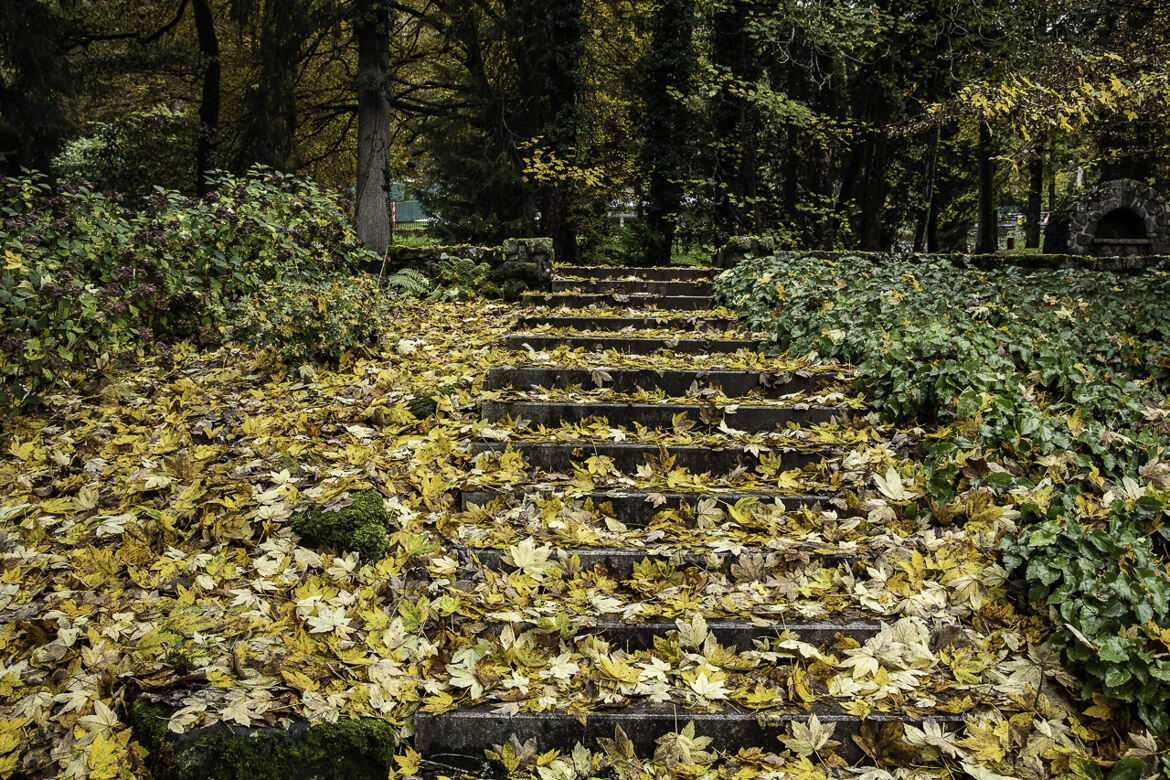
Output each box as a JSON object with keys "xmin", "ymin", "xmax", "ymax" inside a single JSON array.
[
  {"xmin": 480, "ymin": 617, "xmax": 881, "ymax": 652},
  {"xmin": 481, "ymin": 400, "xmax": 841, "ymax": 431},
  {"xmin": 504, "ymin": 334, "xmax": 760, "ymax": 355},
  {"xmin": 516, "ymin": 315, "xmax": 741, "ymax": 332},
  {"xmin": 552, "ymin": 279, "xmax": 714, "ymax": 296},
  {"xmin": 469, "ymin": 441, "xmax": 831, "ymax": 475},
  {"xmin": 462, "ymin": 546, "xmax": 867, "ymax": 580},
  {"xmin": 521, "ymin": 293, "xmax": 715, "ymax": 311},
  {"xmin": 557, "ymin": 265, "xmax": 717, "ymax": 281},
  {"xmin": 460, "ymin": 490, "xmax": 831, "ymax": 526},
  {"xmin": 486, "ymin": 367, "xmax": 839, "ymax": 397},
  {"xmin": 415, "ymin": 707, "xmax": 962, "ymax": 767}
]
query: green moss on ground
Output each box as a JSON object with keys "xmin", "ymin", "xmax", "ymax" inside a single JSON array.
[
  {"xmin": 129, "ymin": 701, "xmax": 397, "ymax": 780},
  {"xmin": 292, "ymin": 490, "xmax": 389, "ymax": 560}
]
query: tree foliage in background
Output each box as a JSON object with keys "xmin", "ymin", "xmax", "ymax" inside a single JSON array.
[{"xmin": 1, "ymin": 0, "xmax": 1169, "ymax": 256}]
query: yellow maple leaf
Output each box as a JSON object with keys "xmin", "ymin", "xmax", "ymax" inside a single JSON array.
[
  {"xmin": 87, "ymin": 732, "xmax": 122, "ymax": 780},
  {"xmin": 599, "ymin": 656, "xmax": 641, "ymax": 685}
]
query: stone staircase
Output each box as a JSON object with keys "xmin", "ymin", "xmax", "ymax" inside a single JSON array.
[{"xmin": 416, "ymin": 264, "xmax": 958, "ymax": 768}]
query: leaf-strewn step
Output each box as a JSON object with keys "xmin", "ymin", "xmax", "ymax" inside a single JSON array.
[
  {"xmin": 520, "ymin": 293, "xmax": 715, "ymax": 310},
  {"xmin": 486, "ymin": 366, "xmax": 838, "ymax": 396},
  {"xmin": 415, "ymin": 707, "xmax": 962, "ymax": 766},
  {"xmin": 552, "ymin": 279, "xmax": 714, "ymax": 296},
  {"xmin": 479, "ymin": 617, "xmax": 881, "ymax": 651},
  {"xmin": 460, "ymin": 490, "xmax": 831, "ymax": 525},
  {"xmin": 469, "ymin": 441, "xmax": 832, "ymax": 474},
  {"xmin": 462, "ymin": 545, "xmax": 869, "ymax": 580},
  {"xmin": 481, "ymin": 400, "xmax": 842, "ymax": 431},
  {"xmin": 556, "ymin": 265, "xmax": 717, "ymax": 281},
  {"xmin": 515, "ymin": 315, "xmax": 741, "ymax": 332},
  {"xmin": 504, "ymin": 334, "xmax": 760, "ymax": 355}
]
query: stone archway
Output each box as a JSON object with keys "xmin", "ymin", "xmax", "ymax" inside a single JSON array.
[{"xmin": 1044, "ymin": 179, "xmax": 1170, "ymax": 256}]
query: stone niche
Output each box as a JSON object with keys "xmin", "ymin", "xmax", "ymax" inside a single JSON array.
[{"xmin": 1044, "ymin": 179, "xmax": 1170, "ymax": 256}]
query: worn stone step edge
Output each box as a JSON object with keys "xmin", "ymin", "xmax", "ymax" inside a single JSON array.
[
  {"xmin": 469, "ymin": 441, "xmax": 831, "ymax": 474},
  {"xmin": 459, "ymin": 545, "xmax": 868, "ymax": 580},
  {"xmin": 486, "ymin": 367, "xmax": 840, "ymax": 397},
  {"xmin": 415, "ymin": 707, "xmax": 964, "ymax": 766},
  {"xmin": 516, "ymin": 316, "xmax": 741, "ymax": 333},
  {"xmin": 552, "ymin": 279, "xmax": 715, "ymax": 296},
  {"xmin": 460, "ymin": 490, "xmax": 832, "ymax": 525},
  {"xmin": 521, "ymin": 293, "xmax": 716, "ymax": 311},
  {"xmin": 482, "ymin": 400, "xmax": 841, "ymax": 431},
  {"xmin": 557, "ymin": 265, "xmax": 717, "ymax": 281},
  {"xmin": 479, "ymin": 617, "xmax": 882, "ymax": 652},
  {"xmin": 505, "ymin": 334, "xmax": 760, "ymax": 355}
]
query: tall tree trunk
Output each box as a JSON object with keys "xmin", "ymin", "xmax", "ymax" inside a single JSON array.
[
  {"xmin": 710, "ymin": 0, "xmax": 759, "ymax": 240},
  {"xmin": 975, "ymin": 121, "xmax": 997, "ymax": 254},
  {"xmin": 355, "ymin": 0, "xmax": 392, "ymax": 255},
  {"xmin": 858, "ymin": 133, "xmax": 890, "ymax": 250},
  {"xmin": 914, "ymin": 129, "xmax": 939, "ymax": 253},
  {"xmin": 1047, "ymin": 136, "xmax": 1057, "ymax": 211},
  {"xmin": 639, "ymin": 0, "xmax": 695, "ymax": 266},
  {"xmin": 1024, "ymin": 139, "xmax": 1044, "ymax": 249},
  {"xmin": 193, "ymin": 0, "xmax": 220, "ymax": 196},
  {"xmin": 523, "ymin": 0, "xmax": 584, "ymax": 264}
]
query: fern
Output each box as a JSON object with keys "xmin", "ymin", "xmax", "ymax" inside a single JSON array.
[{"xmin": 382, "ymin": 267, "xmax": 431, "ymax": 296}]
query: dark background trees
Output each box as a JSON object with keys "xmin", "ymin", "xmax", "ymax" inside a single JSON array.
[{"xmin": 1, "ymin": 0, "xmax": 1166, "ymax": 259}]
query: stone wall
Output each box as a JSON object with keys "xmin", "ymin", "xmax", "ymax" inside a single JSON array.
[
  {"xmin": 713, "ymin": 239, "xmax": 1170, "ymax": 274},
  {"xmin": 1044, "ymin": 179, "xmax": 1170, "ymax": 256},
  {"xmin": 367, "ymin": 237, "xmax": 554, "ymax": 299},
  {"xmin": 711, "ymin": 235, "xmax": 778, "ymax": 268}
]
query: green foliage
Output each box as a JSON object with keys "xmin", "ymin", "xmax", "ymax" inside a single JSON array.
[
  {"xmin": 293, "ymin": 490, "xmax": 390, "ymax": 561},
  {"xmin": 381, "ymin": 267, "xmax": 431, "ymax": 296},
  {"xmin": 428, "ymin": 255, "xmax": 500, "ymax": 299},
  {"xmin": 0, "ymin": 166, "xmax": 376, "ymax": 412},
  {"xmin": 717, "ymin": 253, "xmax": 1169, "ymax": 436},
  {"xmin": 1003, "ymin": 499, "xmax": 1170, "ymax": 732},
  {"xmin": 52, "ymin": 105, "xmax": 197, "ymax": 200},
  {"xmin": 670, "ymin": 242, "xmax": 716, "ymax": 267},
  {"xmin": 716, "ymin": 252, "xmax": 1170, "ymax": 730},
  {"xmin": 223, "ymin": 275, "xmax": 394, "ymax": 367}
]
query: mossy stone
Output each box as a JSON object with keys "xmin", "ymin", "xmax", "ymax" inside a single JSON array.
[
  {"xmin": 292, "ymin": 490, "xmax": 389, "ymax": 560},
  {"xmin": 129, "ymin": 703, "xmax": 397, "ymax": 780}
]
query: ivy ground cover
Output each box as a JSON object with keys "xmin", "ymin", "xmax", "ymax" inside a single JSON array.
[{"xmin": 716, "ymin": 253, "xmax": 1170, "ymax": 737}]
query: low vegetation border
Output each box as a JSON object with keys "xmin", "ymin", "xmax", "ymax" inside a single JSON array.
[{"xmin": 715, "ymin": 251, "xmax": 1170, "ymax": 731}]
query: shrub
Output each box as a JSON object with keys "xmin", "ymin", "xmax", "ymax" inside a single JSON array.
[
  {"xmin": 293, "ymin": 491, "xmax": 390, "ymax": 561},
  {"xmin": 0, "ymin": 166, "xmax": 382, "ymax": 412},
  {"xmin": 51, "ymin": 104, "xmax": 197, "ymax": 200},
  {"xmin": 223, "ymin": 274, "xmax": 394, "ymax": 367},
  {"xmin": 428, "ymin": 255, "xmax": 499, "ymax": 299}
]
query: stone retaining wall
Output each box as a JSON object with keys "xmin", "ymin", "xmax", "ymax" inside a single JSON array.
[{"xmin": 367, "ymin": 237, "xmax": 554, "ymax": 299}]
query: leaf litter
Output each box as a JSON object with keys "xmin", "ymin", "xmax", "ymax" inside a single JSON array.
[{"xmin": 0, "ymin": 298, "xmax": 1165, "ymax": 778}]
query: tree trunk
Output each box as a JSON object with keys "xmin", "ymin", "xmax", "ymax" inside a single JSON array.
[
  {"xmin": 858, "ymin": 133, "xmax": 890, "ymax": 250},
  {"xmin": 975, "ymin": 121, "xmax": 997, "ymax": 254},
  {"xmin": 1024, "ymin": 141, "xmax": 1043, "ymax": 249},
  {"xmin": 1047, "ymin": 136, "xmax": 1057, "ymax": 212},
  {"xmin": 638, "ymin": 0, "xmax": 694, "ymax": 266},
  {"xmin": 355, "ymin": 0, "xmax": 392, "ymax": 256},
  {"xmin": 193, "ymin": 0, "xmax": 219, "ymax": 196},
  {"xmin": 914, "ymin": 129, "xmax": 939, "ymax": 253}
]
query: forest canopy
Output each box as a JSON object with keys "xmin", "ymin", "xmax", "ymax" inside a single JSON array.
[{"xmin": 1, "ymin": 0, "xmax": 1168, "ymax": 261}]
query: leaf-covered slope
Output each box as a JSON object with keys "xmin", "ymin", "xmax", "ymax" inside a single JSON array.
[{"xmin": 1, "ymin": 294, "xmax": 1167, "ymax": 779}]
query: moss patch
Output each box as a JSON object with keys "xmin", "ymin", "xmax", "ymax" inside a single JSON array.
[
  {"xmin": 129, "ymin": 703, "xmax": 397, "ymax": 780},
  {"xmin": 292, "ymin": 490, "xmax": 389, "ymax": 560}
]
